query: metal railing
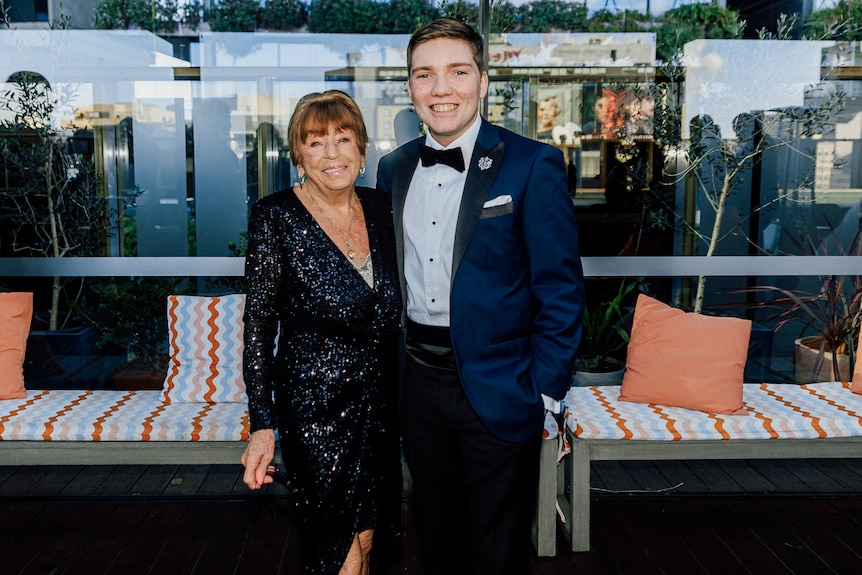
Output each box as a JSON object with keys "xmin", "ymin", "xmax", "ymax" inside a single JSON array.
[{"xmin": 1, "ymin": 256, "xmax": 860, "ymax": 278}]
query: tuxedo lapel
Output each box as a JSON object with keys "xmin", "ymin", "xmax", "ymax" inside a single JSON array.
[{"xmin": 452, "ymin": 122, "xmax": 504, "ymax": 281}]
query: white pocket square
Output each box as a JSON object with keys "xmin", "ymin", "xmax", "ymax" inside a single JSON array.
[{"xmin": 483, "ymin": 195, "xmax": 512, "ymax": 208}]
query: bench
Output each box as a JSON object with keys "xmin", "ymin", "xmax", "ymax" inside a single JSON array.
[
  {"xmin": 0, "ymin": 387, "xmax": 561, "ymax": 558},
  {"xmin": 0, "ymin": 294, "xmax": 251, "ymax": 467},
  {"xmin": 555, "ymin": 381, "xmax": 862, "ymax": 552},
  {"xmin": 0, "ymin": 388, "xmax": 250, "ymax": 466}
]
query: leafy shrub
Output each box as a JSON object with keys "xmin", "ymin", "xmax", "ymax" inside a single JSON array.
[
  {"xmin": 261, "ymin": 0, "xmax": 307, "ymax": 31},
  {"xmin": 209, "ymin": 0, "xmax": 261, "ymax": 32}
]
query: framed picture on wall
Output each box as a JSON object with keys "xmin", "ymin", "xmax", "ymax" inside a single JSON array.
[
  {"xmin": 533, "ymin": 85, "xmax": 582, "ymax": 144},
  {"xmin": 581, "ymin": 84, "xmax": 627, "ymax": 138}
]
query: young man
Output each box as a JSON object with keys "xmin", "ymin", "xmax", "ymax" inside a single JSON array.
[{"xmin": 377, "ymin": 18, "xmax": 585, "ymax": 575}]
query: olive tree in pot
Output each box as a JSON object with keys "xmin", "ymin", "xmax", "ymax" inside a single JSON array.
[
  {"xmin": 0, "ymin": 71, "xmax": 117, "ymax": 387},
  {"xmin": 0, "ymin": 71, "xmax": 109, "ymax": 329}
]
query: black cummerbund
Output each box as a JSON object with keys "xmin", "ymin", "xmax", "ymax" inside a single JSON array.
[{"xmin": 405, "ymin": 319, "xmax": 457, "ymax": 370}]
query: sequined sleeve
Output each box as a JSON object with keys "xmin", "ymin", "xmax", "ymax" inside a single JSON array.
[{"xmin": 243, "ymin": 200, "xmax": 281, "ymax": 432}]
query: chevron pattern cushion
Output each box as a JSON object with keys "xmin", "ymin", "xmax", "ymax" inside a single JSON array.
[
  {"xmin": 0, "ymin": 389, "xmax": 249, "ymax": 441},
  {"xmin": 566, "ymin": 381, "xmax": 862, "ymax": 441},
  {"xmin": 162, "ymin": 294, "xmax": 247, "ymax": 403}
]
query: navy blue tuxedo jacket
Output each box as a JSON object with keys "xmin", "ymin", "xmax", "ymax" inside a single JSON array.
[{"xmin": 377, "ymin": 119, "xmax": 585, "ymax": 442}]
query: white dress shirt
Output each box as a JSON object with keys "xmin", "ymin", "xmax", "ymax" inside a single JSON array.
[{"xmin": 403, "ymin": 114, "xmax": 480, "ymax": 327}]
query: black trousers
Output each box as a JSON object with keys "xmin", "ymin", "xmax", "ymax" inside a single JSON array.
[{"xmin": 401, "ymin": 350, "xmax": 541, "ymax": 575}]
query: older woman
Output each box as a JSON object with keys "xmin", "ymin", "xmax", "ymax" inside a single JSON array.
[{"xmin": 241, "ymin": 90, "xmax": 402, "ymax": 575}]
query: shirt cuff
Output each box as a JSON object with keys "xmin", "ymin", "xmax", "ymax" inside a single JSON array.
[{"xmin": 542, "ymin": 393, "xmax": 562, "ymax": 414}]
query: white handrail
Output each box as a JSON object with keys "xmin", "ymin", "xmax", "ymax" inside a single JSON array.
[{"xmin": 1, "ymin": 256, "xmax": 860, "ymax": 277}]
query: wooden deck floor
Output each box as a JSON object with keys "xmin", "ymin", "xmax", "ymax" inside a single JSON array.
[{"xmin": 1, "ymin": 459, "xmax": 861, "ymax": 574}]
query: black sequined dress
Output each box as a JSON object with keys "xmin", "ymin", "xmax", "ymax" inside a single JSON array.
[{"xmin": 243, "ymin": 186, "xmax": 402, "ymax": 574}]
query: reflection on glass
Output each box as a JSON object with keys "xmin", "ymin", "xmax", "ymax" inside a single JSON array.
[{"xmin": 2, "ymin": 30, "xmax": 862, "ymax": 386}]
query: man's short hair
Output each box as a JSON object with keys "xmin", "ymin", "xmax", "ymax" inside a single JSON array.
[{"xmin": 407, "ymin": 18, "xmax": 484, "ymax": 74}]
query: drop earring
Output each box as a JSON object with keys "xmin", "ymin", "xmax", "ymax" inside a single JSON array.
[
  {"xmin": 298, "ymin": 174, "xmax": 306, "ymax": 189},
  {"xmin": 359, "ymin": 165, "xmax": 366, "ymax": 180}
]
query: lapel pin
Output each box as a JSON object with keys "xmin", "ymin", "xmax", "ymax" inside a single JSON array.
[{"xmin": 478, "ymin": 156, "xmax": 493, "ymax": 171}]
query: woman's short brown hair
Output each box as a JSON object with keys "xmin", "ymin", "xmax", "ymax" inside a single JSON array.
[{"xmin": 287, "ymin": 90, "xmax": 368, "ymax": 167}]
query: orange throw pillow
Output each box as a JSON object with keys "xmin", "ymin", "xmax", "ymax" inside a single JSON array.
[
  {"xmin": 619, "ymin": 294, "xmax": 751, "ymax": 414},
  {"xmin": 852, "ymin": 339, "xmax": 862, "ymax": 395},
  {"xmin": 0, "ymin": 292, "xmax": 33, "ymax": 400}
]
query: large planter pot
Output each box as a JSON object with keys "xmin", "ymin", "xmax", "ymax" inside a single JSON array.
[
  {"xmin": 794, "ymin": 336, "xmax": 852, "ymax": 384},
  {"xmin": 24, "ymin": 325, "xmax": 125, "ymax": 390},
  {"xmin": 571, "ymin": 357, "xmax": 626, "ymax": 387}
]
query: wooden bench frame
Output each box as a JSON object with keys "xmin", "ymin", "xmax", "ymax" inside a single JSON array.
[
  {"xmin": 0, "ymin": 441, "xmax": 247, "ymax": 466},
  {"xmin": 556, "ymin": 431, "xmax": 862, "ymax": 552}
]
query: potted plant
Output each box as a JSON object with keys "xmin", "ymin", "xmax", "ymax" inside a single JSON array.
[
  {"xmin": 572, "ymin": 278, "xmax": 639, "ymax": 387},
  {"xmin": 741, "ymin": 217, "xmax": 861, "ymax": 383},
  {"xmin": 746, "ymin": 275, "xmax": 860, "ymax": 383},
  {"xmin": 74, "ymin": 276, "xmax": 196, "ymax": 389}
]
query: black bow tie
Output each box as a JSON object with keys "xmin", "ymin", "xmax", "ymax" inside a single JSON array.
[{"xmin": 419, "ymin": 144, "xmax": 465, "ymax": 172}]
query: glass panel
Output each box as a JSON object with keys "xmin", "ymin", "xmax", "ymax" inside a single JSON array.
[{"xmin": 2, "ymin": 31, "xmax": 862, "ymax": 388}]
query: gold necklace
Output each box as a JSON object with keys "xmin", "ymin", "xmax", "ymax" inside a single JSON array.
[{"xmin": 306, "ymin": 188, "xmax": 358, "ymax": 260}]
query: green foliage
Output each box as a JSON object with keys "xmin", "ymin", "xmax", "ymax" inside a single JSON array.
[
  {"xmin": 209, "ymin": 0, "xmax": 261, "ymax": 32},
  {"xmin": 586, "ymin": 8, "xmax": 650, "ymax": 33},
  {"xmin": 51, "ymin": 2, "xmax": 72, "ymax": 30},
  {"xmin": 746, "ymin": 276, "xmax": 860, "ymax": 379},
  {"xmin": 379, "ymin": 0, "xmax": 439, "ymax": 34},
  {"xmin": 94, "ymin": 0, "xmax": 178, "ymax": 33},
  {"xmin": 578, "ymin": 279, "xmax": 639, "ymax": 372},
  {"xmin": 494, "ymin": 76, "xmax": 523, "ymax": 116},
  {"xmin": 1, "ymin": 2, "xmax": 10, "ymax": 28},
  {"xmin": 490, "ymin": 0, "xmax": 518, "ymax": 34},
  {"xmin": 0, "ymin": 74, "xmax": 108, "ymax": 256},
  {"xmin": 517, "ymin": 0, "xmax": 588, "ymax": 33},
  {"xmin": 81, "ymin": 277, "xmax": 193, "ymax": 366},
  {"xmin": 0, "ymin": 72, "xmax": 110, "ymax": 329},
  {"xmin": 308, "ymin": 0, "xmax": 383, "ymax": 33},
  {"xmin": 655, "ymin": 3, "xmax": 743, "ymax": 63},
  {"xmin": 756, "ymin": 12, "xmax": 799, "ymax": 40},
  {"xmin": 261, "ymin": 0, "xmax": 307, "ymax": 31},
  {"xmin": 753, "ymin": 219, "xmax": 861, "ymax": 371},
  {"xmin": 178, "ymin": 1, "xmax": 203, "ymax": 29},
  {"xmin": 83, "ymin": 1, "xmax": 862, "ymax": 43},
  {"xmin": 93, "ymin": 0, "xmax": 202, "ymax": 32},
  {"xmin": 94, "ymin": 0, "xmax": 149, "ymax": 29},
  {"xmin": 804, "ymin": 0, "xmax": 862, "ymax": 41},
  {"xmin": 439, "ymin": 0, "xmax": 545, "ymax": 32},
  {"xmin": 437, "ymin": 0, "xmax": 478, "ymax": 26}
]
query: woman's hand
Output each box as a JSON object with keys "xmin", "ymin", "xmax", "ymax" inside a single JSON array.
[{"xmin": 241, "ymin": 428, "xmax": 276, "ymax": 489}]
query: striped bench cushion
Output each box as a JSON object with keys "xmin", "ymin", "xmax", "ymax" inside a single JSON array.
[
  {"xmin": 162, "ymin": 294, "xmax": 247, "ymax": 404},
  {"xmin": 0, "ymin": 391, "xmax": 556, "ymax": 444},
  {"xmin": 0, "ymin": 389, "xmax": 249, "ymax": 442},
  {"xmin": 564, "ymin": 381, "xmax": 862, "ymax": 441}
]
